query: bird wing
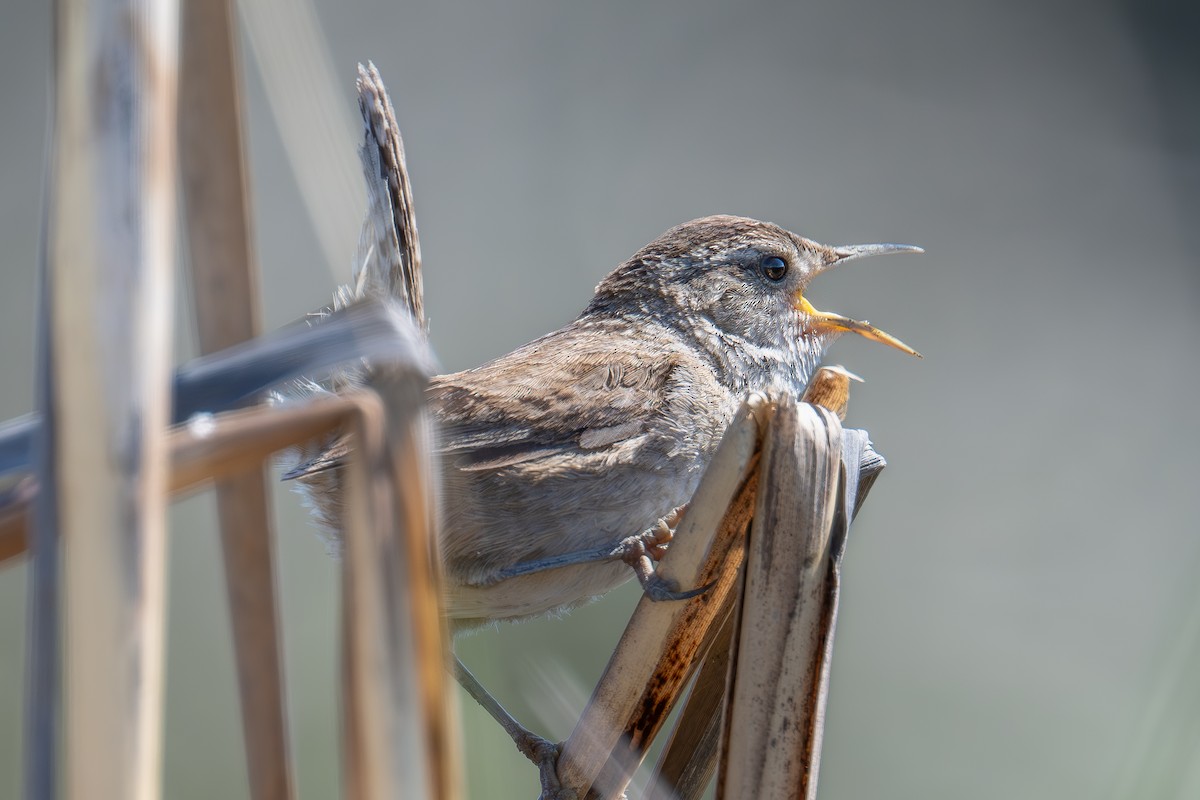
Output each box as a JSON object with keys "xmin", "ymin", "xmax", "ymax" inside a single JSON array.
[
  {"xmin": 281, "ymin": 324, "xmax": 681, "ymax": 480},
  {"xmin": 432, "ymin": 332, "xmax": 679, "ymax": 472}
]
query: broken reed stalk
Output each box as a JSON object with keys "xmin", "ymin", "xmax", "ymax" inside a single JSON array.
[
  {"xmin": 179, "ymin": 382, "xmax": 457, "ymax": 799},
  {"xmin": 341, "ymin": 371, "xmax": 459, "ymax": 800},
  {"xmin": 48, "ymin": 379, "xmax": 448, "ymax": 798},
  {"xmin": 562, "ymin": 369, "xmax": 881, "ymax": 800},
  {"xmin": 152, "ymin": 384, "xmax": 450, "ymax": 799},
  {"xmin": 0, "ymin": 301, "xmax": 430, "ymax": 565},
  {"xmin": 9, "ymin": 324, "xmax": 450, "ymax": 798},
  {"xmin": 73, "ymin": 374, "xmax": 446, "ymax": 798},
  {"xmin": 178, "ymin": 0, "xmax": 294, "ymax": 796},
  {"xmin": 27, "ymin": 0, "xmax": 180, "ymax": 798},
  {"xmin": 555, "ymin": 395, "xmax": 770, "ymax": 799},
  {"xmin": 647, "ymin": 366, "xmax": 858, "ymax": 800},
  {"xmin": 717, "ymin": 401, "xmax": 844, "ymax": 800},
  {"xmin": 6, "ymin": 388, "xmax": 426, "ymax": 516}
]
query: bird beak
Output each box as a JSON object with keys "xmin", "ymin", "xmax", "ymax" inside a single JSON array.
[
  {"xmin": 830, "ymin": 243, "xmax": 924, "ymax": 263},
  {"xmin": 794, "ymin": 242, "xmax": 924, "ymax": 358}
]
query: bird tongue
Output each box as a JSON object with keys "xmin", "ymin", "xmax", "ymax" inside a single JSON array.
[{"xmin": 796, "ymin": 296, "xmax": 921, "ymax": 358}]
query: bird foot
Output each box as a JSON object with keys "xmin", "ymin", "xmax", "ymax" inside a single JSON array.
[
  {"xmin": 514, "ymin": 733, "xmax": 573, "ymax": 800},
  {"xmin": 610, "ymin": 505, "xmax": 685, "ymax": 564},
  {"xmin": 612, "ymin": 506, "xmax": 709, "ymax": 601},
  {"xmin": 491, "ymin": 505, "xmax": 708, "ymax": 602}
]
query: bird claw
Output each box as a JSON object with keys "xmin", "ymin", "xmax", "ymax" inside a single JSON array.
[
  {"xmin": 641, "ymin": 573, "xmax": 714, "ymax": 602},
  {"xmin": 611, "ymin": 505, "xmax": 710, "ymax": 602},
  {"xmin": 645, "ymin": 504, "xmax": 686, "ymax": 560},
  {"xmin": 611, "ymin": 505, "xmax": 686, "ymax": 563}
]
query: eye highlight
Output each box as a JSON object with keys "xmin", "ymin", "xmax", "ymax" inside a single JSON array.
[{"xmin": 760, "ymin": 255, "xmax": 788, "ymax": 282}]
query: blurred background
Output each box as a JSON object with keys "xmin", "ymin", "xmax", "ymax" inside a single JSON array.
[{"xmin": 1, "ymin": 0, "xmax": 1198, "ymax": 797}]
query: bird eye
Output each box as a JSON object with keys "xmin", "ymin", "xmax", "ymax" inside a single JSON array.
[{"xmin": 761, "ymin": 255, "xmax": 788, "ymax": 282}]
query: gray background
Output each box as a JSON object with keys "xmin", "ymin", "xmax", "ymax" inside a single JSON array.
[{"xmin": 2, "ymin": 0, "xmax": 1199, "ymax": 798}]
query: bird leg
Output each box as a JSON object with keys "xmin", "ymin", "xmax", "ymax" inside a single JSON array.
[
  {"xmin": 453, "ymin": 655, "xmax": 568, "ymax": 798},
  {"xmin": 490, "ymin": 505, "xmax": 705, "ymax": 602},
  {"xmin": 456, "ymin": 509, "xmax": 702, "ymax": 796}
]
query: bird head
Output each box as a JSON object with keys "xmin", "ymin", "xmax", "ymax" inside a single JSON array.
[{"xmin": 590, "ymin": 215, "xmax": 922, "ymax": 368}]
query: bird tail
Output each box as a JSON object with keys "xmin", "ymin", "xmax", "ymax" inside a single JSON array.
[
  {"xmin": 280, "ymin": 64, "xmax": 429, "ymax": 553},
  {"xmin": 307, "ymin": 62, "xmax": 426, "ymax": 395},
  {"xmin": 350, "ymin": 61, "xmax": 425, "ymax": 327}
]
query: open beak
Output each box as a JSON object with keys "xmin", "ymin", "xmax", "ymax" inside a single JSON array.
[{"xmin": 795, "ymin": 242, "xmax": 923, "ymax": 358}]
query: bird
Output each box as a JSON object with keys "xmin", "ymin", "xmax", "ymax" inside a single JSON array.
[
  {"xmin": 282, "ymin": 213, "xmax": 920, "ymax": 792},
  {"xmin": 285, "ymin": 214, "xmax": 920, "ymax": 627}
]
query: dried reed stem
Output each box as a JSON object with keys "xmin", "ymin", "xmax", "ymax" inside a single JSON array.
[
  {"xmin": 179, "ymin": 0, "xmax": 294, "ymax": 795},
  {"xmin": 0, "ymin": 301, "xmax": 429, "ymax": 565},
  {"xmin": 34, "ymin": 1, "xmax": 180, "ymax": 798},
  {"xmin": 556, "ymin": 395, "xmax": 769, "ymax": 799},
  {"xmin": 646, "ymin": 367, "xmax": 860, "ymax": 800},
  {"xmin": 717, "ymin": 402, "xmax": 843, "ymax": 800},
  {"xmin": 338, "ymin": 372, "xmax": 454, "ymax": 799}
]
